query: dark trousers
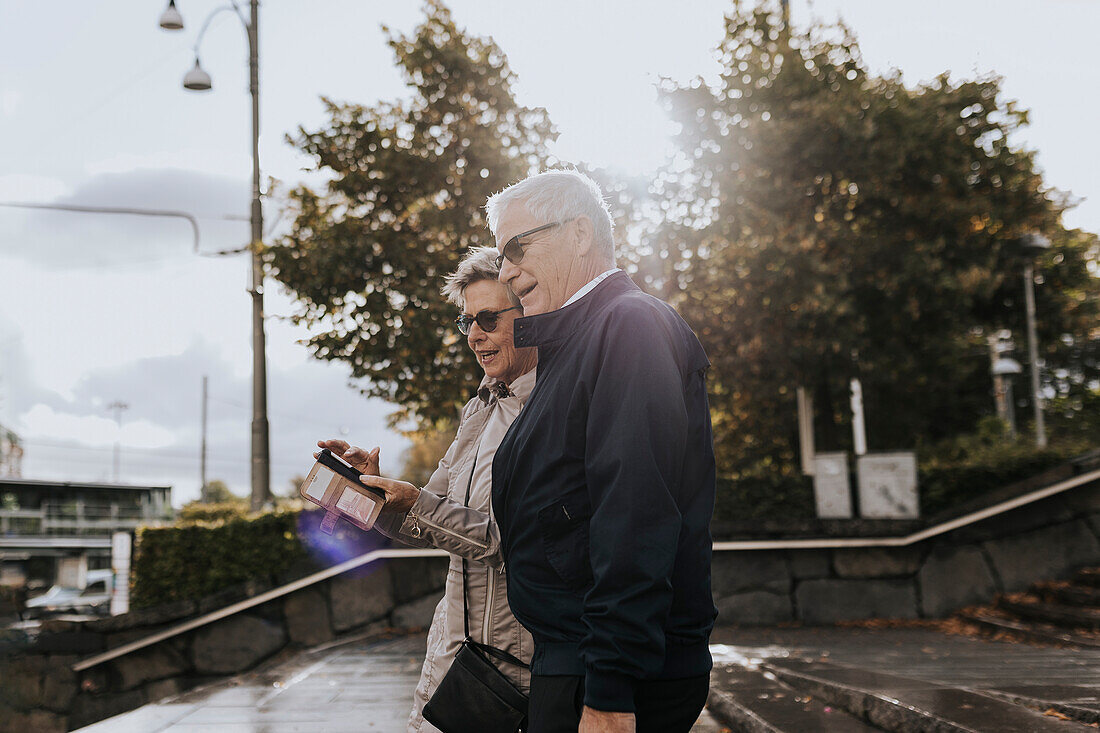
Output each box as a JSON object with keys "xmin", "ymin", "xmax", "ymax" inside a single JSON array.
[{"xmin": 527, "ymin": 673, "xmax": 709, "ymax": 733}]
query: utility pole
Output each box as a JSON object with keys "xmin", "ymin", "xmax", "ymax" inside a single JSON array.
[
  {"xmin": 107, "ymin": 400, "xmax": 129, "ymax": 483},
  {"xmin": 200, "ymin": 376, "xmax": 209, "ymax": 501}
]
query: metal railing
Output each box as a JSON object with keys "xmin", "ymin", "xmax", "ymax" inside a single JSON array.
[{"xmin": 71, "ymin": 466, "xmax": 1100, "ymax": 673}]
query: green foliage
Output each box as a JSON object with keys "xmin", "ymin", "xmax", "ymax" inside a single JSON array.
[
  {"xmin": 266, "ymin": 0, "xmax": 556, "ymax": 430},
  {"xmin": 175, "ymin": 501, "xmax": 250, "ymax": 525},
  {"xmin": 917, "ymin": 425, "xmax": 1091, "ymax": 517},
  {"xmin": 656, "ymin": 0, "xmax": 1099, "ymax": 478},
  {"xmin": 201, "ymin": 479, "xmax": 244, "ymax": 505},
  {"xmin": 399, "ymin": 421, "xmax": 457, "ymax": 487},
  {"xmin": 713, "ymin": 472, "xmax": 815, "ymax": 523},
  {"xmin": 131, "ymin": 511, "xmax": 309, "ymax": 608}
]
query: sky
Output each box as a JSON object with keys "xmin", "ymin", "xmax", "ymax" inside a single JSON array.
[{"xmin": 0, "ymin": 0, "xmax": 1097, "ymax": 506}]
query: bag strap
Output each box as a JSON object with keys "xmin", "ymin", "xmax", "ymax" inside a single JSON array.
[
  {"xmin": 464, "ymin": 638, "xmax": 528, "ymax": 668},
  {"xmin": 460, "ymin": 446, "xmax": 479, "ymax": 641}
]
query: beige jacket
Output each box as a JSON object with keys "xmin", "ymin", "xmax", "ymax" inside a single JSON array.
[{"xmin": 375, "ymin": 370, "xmax": 536, "ymax": 733}]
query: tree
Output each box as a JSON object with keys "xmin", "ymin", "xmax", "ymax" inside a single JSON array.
[
  {"xmin": 655, "ymin": 1, "xmax": 1099, "ymax": 476},
  {"xmin": 267, "ymin": 1, "xmax": 556, "ymax": 430},
  {"xmin": 200, "ymin": 479, "xmax": 244, "ymax": 504},
  {"xmin": 399, "ymin": 422, "xmax": 458, "ymax": 487}
]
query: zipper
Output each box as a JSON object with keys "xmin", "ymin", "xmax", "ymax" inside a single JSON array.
[
  {"xmin": 411, "ymin": 512, "xmax": 490, "ymax": 551},
  {"xmin": 483, "ymin": 563, "xmax": 495, "ymax": 644},
  {"xmin": 408, "ymin": 515, "xmax": 421, "ymax": 539}
]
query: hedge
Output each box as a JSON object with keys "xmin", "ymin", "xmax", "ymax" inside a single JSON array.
[{"xmin": 131, "ymin": 508, "xmax": 382, "ymax": 609}]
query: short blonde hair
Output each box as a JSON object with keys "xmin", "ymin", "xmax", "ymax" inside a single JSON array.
[{"xmin": 440, "ymin": 246, "xmax": 519, "ymax": 309}]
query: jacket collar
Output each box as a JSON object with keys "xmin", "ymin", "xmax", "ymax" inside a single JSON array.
[
  {"xmin": 513, "ymin": 270, "xmax": 637, "ymax": 348},
  {"xmin": 476, "ymin": 366, "xmax": 537, "ymax": 404}
]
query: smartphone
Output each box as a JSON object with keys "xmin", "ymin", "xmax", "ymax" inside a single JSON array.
[{"xmin": 300, "ymin": 448, "xmax": 386, "ymax": 534}]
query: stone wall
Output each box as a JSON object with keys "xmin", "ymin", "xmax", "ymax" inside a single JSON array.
[
  {"xmin": 0, "ymin": 555, "xmax": 447, "ymax": 732},
  {"xmin": 713, "ymin": 477, "xmax": 1100, "ymax": 626}
]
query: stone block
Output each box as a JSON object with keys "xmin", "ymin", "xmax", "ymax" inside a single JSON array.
[
  {"xmin": 284, "ymin": 587, "xmax": 335, "ymax": 647},
  {"xmin": 190, "ymin": 614, "xmax": 287, "ymax": 675},
  {"xmin": 0, "ymin": 708, "xmax": 66, "ymax": 733},
  {"xmin": 391, "ymin": 557, "xmax": 448, "ymax": 604},
  {"xmin": 38, "ymin": 657, "xmax": 78, "ymax": 712},
  {"xmin": 832, "ymin": 547, "xmax": 924, "ymax": 578},
  {"xmin": 983, "ymin": 519, "xmax": 1100, "ymax": 592},
  {"xmin": 711, "ymin": 552, "xmax": 790, "ymax": 596},
  {"xmin": 917, "ymin": 544, "xmax": 998, "ymax": 617},
  {"xmin": 795, "ymin": 579, "xmax": 918, "ymax": 624},
  {"xmin": 69, "ymin": 689, "xmax": 145, "ymax": 730},
  {"xmin": 111, "ymin": 643, "xmax": 189, "ymax": 691},
  {"xmin": 329, "ymin": 565, "xmax": 395, "ymax": 633},
  {"xmin": 142, "ymin": 677, "xmax": 185, "ymax": 703},
  {"xmin": 85, "ymin": 599, "xmax": 197, "ymax": 634},
  {"xmin": 786, "ymin": 550, "xmax": 831, "ymax": 580},
  {"xmin": 1063, "ymin": 482, "xmax": 1100, "ymax": 515},
  {"xmin": 33, "ymin": 631, "xmax": 105, "ymax": 655},
  {"xmin": 0, "ymin": 655, "xmax": 44, "ymax": 709},
  {"xmin": 391, "ymin": 592, "xmax": 443, "ymax": 630},
  {"xmin": 715, "ymin": 590, "xmax": 793, "ymax": 626}
]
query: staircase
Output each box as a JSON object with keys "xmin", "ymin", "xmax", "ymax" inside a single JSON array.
[
  {"xmin": 706, "ymin": 567, "xmax": 1100, "ymax": 732},
  {"xmin": 708, "ymin": 658, "xmax": 1098, "ymax": 732},
  {"xmin": 958, "ymin": 566, "xmax": 1100, "ymax": 649}
]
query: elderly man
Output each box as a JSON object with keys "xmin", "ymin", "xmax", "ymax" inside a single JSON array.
[{"xmin": 487, "ymin": 170, "xmax": 717, "ymax": 733}]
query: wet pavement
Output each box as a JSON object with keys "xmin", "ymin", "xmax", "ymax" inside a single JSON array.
[
  {"xmin": 708, "ymin": 625, "xmax": 1100, "ymax": 731},
  {"xmin": 79, "ymin": 632, "xmax": 725, "ymax": 732}
]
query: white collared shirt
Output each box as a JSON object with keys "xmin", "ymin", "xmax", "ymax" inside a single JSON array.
[{"xmin": 561, "ymin": 268, "xmax": 622, "ymax": 309}]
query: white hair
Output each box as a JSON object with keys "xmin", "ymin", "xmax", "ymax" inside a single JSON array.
[
  {"xmin": 484, "ymin": 169, "xmax": 615, "ymax": 263},
  {"xmin": 440, "ymin": 246, "xmax": 519, "ymax": 309}
]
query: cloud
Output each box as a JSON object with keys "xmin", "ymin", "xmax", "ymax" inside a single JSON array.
[
  {"xmin": 9, "ymin": 336, "xmax": 408, "ymax": 505},
  {"xmin": 0, "ymin": 167, "xmax": 254, "ymax": 270}
]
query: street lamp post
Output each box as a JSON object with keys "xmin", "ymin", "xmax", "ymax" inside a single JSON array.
[
  {"xmin": 1020, "ymin": 232, "xmax": 1051, "ymax": 449},
  {"xmin": 160, "ymin": 0, "xmax": 270, "ymax": 510}
]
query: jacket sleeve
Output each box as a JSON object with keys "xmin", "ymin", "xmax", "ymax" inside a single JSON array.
[
  {"xmin": 375, "ymin": 403, "xmax": 504, "ymax": 567},
  {"xmin": 581, "ymin": 305, "xmax": 691, "ymax": 712}
]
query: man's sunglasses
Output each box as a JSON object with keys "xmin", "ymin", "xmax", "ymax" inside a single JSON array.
[
  {"xmin": 455, "ymin": 306, "xmax": 522, "ymax": 335},
  {"xmin": 494, "ymin": 219, "xmax": 572, "ymax": 269}
]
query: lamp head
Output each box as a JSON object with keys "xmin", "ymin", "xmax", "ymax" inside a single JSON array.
[
  {"xmin": 183, "ymin": 59, "xmax": 212, "ymax": 91},
  {"xmin": 992, "ymin": 357, "xmax": 1023, "ymax": 376},
  {"xmin": 159, "ymin": 0, "xmax": 184, "ymax": 30},
  {"xmin": 1020, "ymin": 231, "xmax": 1052, "ymax": 256}
]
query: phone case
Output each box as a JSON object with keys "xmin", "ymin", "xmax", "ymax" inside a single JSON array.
[{"xmin": 299, "ymin": 449, "xmax": 387, "ymax": 534}]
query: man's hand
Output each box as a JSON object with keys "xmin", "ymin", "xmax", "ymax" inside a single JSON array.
[
  {"xmin": 579, "ymin": 706, "xmax": 635, "ymax": 733},
  {"xmin": 359, "ymin": 475, "xmax": 420, "ymax": 514}
]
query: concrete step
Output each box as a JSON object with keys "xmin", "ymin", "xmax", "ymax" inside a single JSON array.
[
  {"xmin": 982, "ymin": 686, "xmax": 1100, "ymax": 727},
  {"xmin": 765, "ymin": 658, "xmax": 1091, "ymax": 732},
  {"xmin": 1035, "ymin": 581, "xmax": 1100, "ymax": 607},
  {"xmin": 957, "ymin": 609, "xmax": 1100, "ymax": 649},
  {"xmin": 998, "ymin": 596, "xmax": 1100, "ymax": 631},
  {"xmin": 707, "ymin": 664, "xmax": 884, "ymax": 733}
]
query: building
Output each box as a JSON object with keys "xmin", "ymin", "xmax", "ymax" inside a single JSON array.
[{"xmin": 0, "ymin": 477, "xmax": 171, "ymax": 589}]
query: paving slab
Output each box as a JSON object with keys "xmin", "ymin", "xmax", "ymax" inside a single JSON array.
[{"xmin": 77, "ymin": 631, "xmax": 724, "ymax": 732}]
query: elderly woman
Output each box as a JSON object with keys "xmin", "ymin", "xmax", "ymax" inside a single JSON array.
[{"xmin": 317, "ymin": 246, "xmax": 536, "ymax": 733}]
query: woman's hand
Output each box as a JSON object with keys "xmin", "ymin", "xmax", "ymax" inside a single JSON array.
[
  {"xmin": 359, "ymin": 475, "xmax": 421, "ymax": 515},
  {"xmin": 315, "ymin": 440, "xmax": 380, "ymax": 476}
]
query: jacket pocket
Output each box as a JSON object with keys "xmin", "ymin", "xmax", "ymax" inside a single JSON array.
[{"xmin": 537, "ymin": 493, "xmax": 593, "ymax": 589}]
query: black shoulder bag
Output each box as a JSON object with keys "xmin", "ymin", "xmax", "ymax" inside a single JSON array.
[{"xmin": 422, "ymin": 447, "xmax": 529, "ymax": 733}]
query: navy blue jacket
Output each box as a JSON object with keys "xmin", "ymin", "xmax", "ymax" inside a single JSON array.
[{"xmin": 492, "ymin": 271, "xmax": 717, "ymax": 712}]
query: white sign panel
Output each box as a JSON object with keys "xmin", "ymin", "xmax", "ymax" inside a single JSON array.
[
  {"xmin": 857, "ymin": 452, "xmax": 919, "ymax": 519},
  {"xmin": 812, "ymin": 452, "xmax": 852, "ymax": 518},
  {"xmin": 111, "ymin": 531, "xmax": 132, "ymax": 616}
]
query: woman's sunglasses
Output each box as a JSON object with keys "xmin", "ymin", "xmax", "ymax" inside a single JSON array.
[{"xmin": 454, "ymin": 305, "xmax": 521, "ymax": 335}]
